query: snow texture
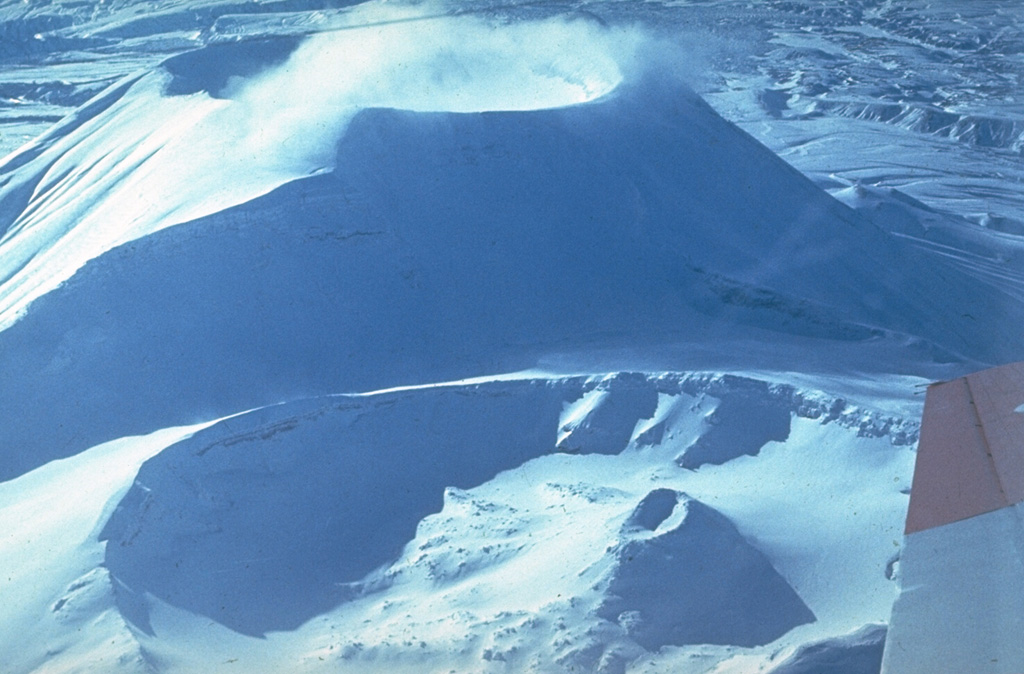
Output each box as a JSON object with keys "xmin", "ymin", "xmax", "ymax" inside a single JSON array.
[
  {"xmin": 768, "ymin": 624, "xmax": 887, "ymax": 674},
  {"xmin": 598, "ymin": 492, "xmax": 815, "ymax": 649},
  {"xmin": 0, "ymin": 1, "xmax": 1021, "ymax": 672}
]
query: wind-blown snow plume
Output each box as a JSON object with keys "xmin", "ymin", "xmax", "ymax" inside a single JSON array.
[
  {"xmin": 226, "ymin": 9, "xmax": 636, "ymax": 171},
  {"xmin": 5, "ymin": 2, "xmax": 1022, "ymax": 672},
  {"xmin": 0, "ymin": 8, "xmax": 644, "ymax": 331}
]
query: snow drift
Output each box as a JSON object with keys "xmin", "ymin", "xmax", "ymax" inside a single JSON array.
[
  {"xmin": 100, "ymin": 380, "xmax": 580, "ymax": 636},
  {"xmin": 0, "ymin": 14, "xmax": 1014, "ymax": 479},
  {"xmin": 0, "ymin": 10, "xmax": 631, "ymax": 331},
  {"xmin": 0, "ymin": 371, "xmax": 910, "ymax": 674},
  {"xmin": 0, "ymin": 4, "xmax": 1017, "ymax": 673}
]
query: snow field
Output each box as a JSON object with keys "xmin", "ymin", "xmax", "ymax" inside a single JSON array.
[
  {"xmin": 51, "ymin": 372, "xmax": 914, "ymax": 674},
  {"xmin": 0, "ymin": 423, "xmax": 218, "ymax": 674},
  {"xmin": 0, "ymin": 2, "xmax": 1021, "ymax": 672},
  {"xmin": 0, "ymin": 9, "xmax": 635, "ymax": 331},
  {"xmin": 0, "ymin": 24, "xmax": 1002, "ymax": 486}
]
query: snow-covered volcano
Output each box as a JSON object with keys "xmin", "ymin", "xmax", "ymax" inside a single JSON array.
[{"xmin": 0, "ymin": 1, "xmax": 1021, "ymax": 673}]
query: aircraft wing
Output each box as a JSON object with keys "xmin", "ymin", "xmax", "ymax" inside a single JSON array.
[{"xmin": 883, "ymin": 362, "xmax": 1024, "ymax": 673}]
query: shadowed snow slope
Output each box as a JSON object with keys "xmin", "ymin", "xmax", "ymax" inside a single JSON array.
[
  {"xmin": 0, "ymin": 13, "xmax": 627, "ymax": 330},
  {"xmin": 0, "ymin": 28, "xmax": 1016, "ymax": 477},
  {"xmin": 0, "ymin": 422, "xmax": 217, "ymax": 674},
  {"xmin": 597, "ymin": 491, "xmax": 815, "ymax": 649},
  {"xmin": 0, "ymin": 8, "xmax": 1018, "ymax": 673},
  {"xmin": 82, "ymin": 372, "xmax": 909, "ymax": 674},
  {"xmin": 100, "ymin": 379, "xmax": 580, "ymax": 636},
  {"xmin": 767, "ymin": 624, "xmax": 887, "ymax": 674}
]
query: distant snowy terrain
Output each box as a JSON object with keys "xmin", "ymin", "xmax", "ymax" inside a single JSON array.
[{"xmin": 0, "ymin": 1, "xmax": 1021, "ymax": 673}]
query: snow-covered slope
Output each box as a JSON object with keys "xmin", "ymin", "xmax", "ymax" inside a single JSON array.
[
  {"xmin": 0, "ymin": 2, "xmax": 1021, "ymax": 673},
  {"xmin": 0, "ymin": 13, "xmax": 1014, "ymax": 478},
  {"xmin": 2, "ymin": 372, "xmax": 914, "ymax": 674},
  {"xmin": 0, "ymin": 10, "xmax": 627, "ymax": 328}
]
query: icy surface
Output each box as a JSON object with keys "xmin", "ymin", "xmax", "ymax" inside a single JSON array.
[
  {"xmin": 767, "ymin": 624, "xmax": 887, "ymax": 674},
  {"xmin": 90, "ymin": 374, "xmax": 912, "ymax": 673},
  {"xmin": 0, "ymin": 1, "xmax": 1020, "ymax": 672}
]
